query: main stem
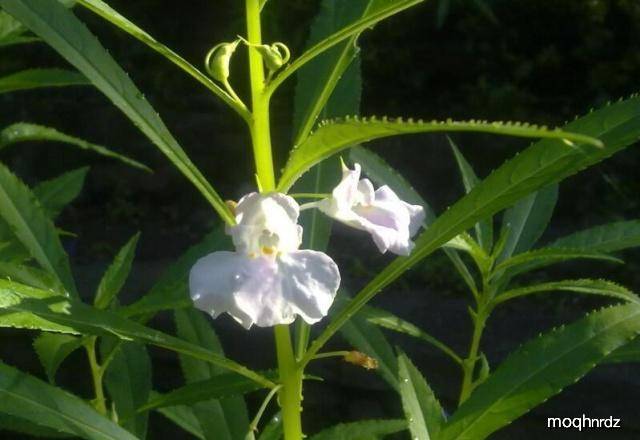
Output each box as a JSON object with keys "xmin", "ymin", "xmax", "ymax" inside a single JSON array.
[{"xmin": 245, "ymin": 1, "xmax": 302, "ymax": 438}]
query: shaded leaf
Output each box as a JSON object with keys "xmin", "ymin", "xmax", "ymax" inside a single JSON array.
[
  {"xmin": 307, "ymin": 419, "xmax": 407, "ymax": 440},
  {"xmin": 549, "ymin": 220, "xmax": 640, "ymax": 253},
  {"xmin": 33, "ymin": 167, "xmax": 89, "ymax": 219},
  {"xmin": 94, "ymin": 233, "xmax": 139, "ymax": 309},
  {"xmin": 0, "ymin": 68, "xmax": 87, "ymax": 94},
  {"xmin": 0, "ymin": 123, "xmax": 150, "ymax": 171},
  {"xmin": 33, "ymin": 333, "xmax": 83, "ymax": 383}
]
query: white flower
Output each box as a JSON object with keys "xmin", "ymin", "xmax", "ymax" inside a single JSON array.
[
  {"xmin": 315, "ymin": 163, "xmax": 425, "ymax": 256},
  {"xmin": 189, "ymin": 192, "xmax": 340, "ymax": 329}
]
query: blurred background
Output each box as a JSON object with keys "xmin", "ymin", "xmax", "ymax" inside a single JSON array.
[{"xmin": 1, "ymin": 0, "xmax": 640, "ymax": 438}]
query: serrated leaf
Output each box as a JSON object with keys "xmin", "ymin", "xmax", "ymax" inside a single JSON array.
[
  {"xmin": 1, "ymin": 123, "xmax": 150, "ymax": 171},
  {"xmin": 0, "ymin": 360, "xmax": 137, "ymax": 440},
  {"xmin": 397, "ymin": 351, "xmax": 444, "ymax": 439},
  {"xmin": 305, "ymin": 94, "xmax": 640, "ymax": 365},
  {"xmin": 604, "ymin": 336, "xmax": 640, "ymax": 364},
  {"xmin": 449, "ymin": 137, "xmax": 493, "ymax": 252},
  {"xmin": 138, "ymin": 373, "xmax": 264, "ymax": 412},
  {"xmin": 0, "ymin": 262, "xmax": 64, "ymax": 292},
  {"xmin": 33, "ymin": 333, "xmax": 83, "ymax": 383},
  {"xmin": 0, "ymin": 163, "xmax": 76, "ymax": 296},
  {"xmin": 495, "ymin": 279, "xmax": 640, "ymax": 305},
  {"xmin": 549, "ymin": 220, "xmax": 640, "ymax": 252},
  {"xmin": 494, "ymin": 247, "xmax": 622, "ymax": 276},
  {"xmin": 359, "ymin": 305, "xmax": 462, "ymax": 365},
  {"xmin": 0, "ymin": 0, "xmax": 234, "ymax": 224},
  {"xmin": 121, "ymin": 227, "xmax": 230, "ymax": 318},
  {"xmin": 0, "ymin": 68, "xmax": 87, "ymax": 94},
  {"xmin": 0, "ymin": 413, "xmax": 72, "ymax": 438},
  {"xmin": 498, "ymin": 184, "xmax": 558, "ymax": 262},
  {"xmin": 439, "ymin": 303, "xmax": 640, "ymax": 440},
  {"xmin": 0, "ymin": 279, "xmax": 274, "ymax": 387},
  {"xmin": 101, "ymin": 339, "xmax": 151, "ymax": 438},
  {"xmin": 278, "ymin": 117, "xmax": 604, "ymax": 191},
  {"xmin": 174, "ymin": 308, "xmax": 250, "ymax": 440},
  {"xmin": 33, "ymin": 167, "xmax": 89, "ymax": 219},
  {"xmin": 94, "ymin": 233, "xmax": 139, "ymax": 309},
  {"xmin": 337, "ymin": 294, "xmax": 399, "ymax": 389},
  {"xmin": 307, "ymin": 419, "xmax": 407, "ymax": 440}
]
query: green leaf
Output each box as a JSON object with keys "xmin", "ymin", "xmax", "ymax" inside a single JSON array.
[
  {"xmin": 0, "ymin": 162, "xmax": 77, "ymax": 296},
  {"xmin": 94, "ymin": 233, "xmax": 139, "ymax": 309},
  {"xmin": 121, "ymin": 227, "xmax": 230, "ymax": 318},
  {"xmin": 549, "ymin": 220, "xmax": 640, "ymax": 253},
  {"xmin": 1, "ymin": 123, "xmax": 150, "ymax": 171},
  {"xmin": 349, "ymin": 145, "xmax": 478, "ymax": 294},
  {"xmin": 307, "ymin": 419, "xmax": 407, "ymax": 440},
  {"xmin": 0, "ymin": 413, "xmax": 72, "ymax": 438},
  {"xmin": 278, "ymin": 117, "xmax": 604, "ymax": 191},
  {"xmin": 0, "ymin": 0, "xmax": 234, "ymax": 224},
  {"xmin": 154, "ymin": 399, "xmax": 204, "ymax": 439},
  {"xmin": 335, "ymin": 293, "xmax": 398, "ymax": 389},
  {"xmin": 174, "ymin": 308, "xmax": 250, "ymax": 440},
  {"xmin": 304, "ymin": 94, "xmax": 640, "ymax": 365},
  {"xmin": 0, "ymin": 360, "xmax": 138, "ymax": 440},
  {"xmin": 495, "ymin": 279, "xmax": 640, "ymax": 306},
  {"xmin": 439, "ymin": 303, "xmax": 640, "ymax": 440},
  {"xmin": 291, "ymin": 0, "xmax": 365, "ymax": 144},
  {"xmin": 498, "ymin": 184, "xmax": 558, "ymax": 261},
  {"xmin": 604, "ymin": 336, "xmax": 640, "ymax": 363},
  {"xmin": 267, "ymin": 0, "xmax": 426, "ymax": 93},
  {"xmin": 493, "ymin": 247, "xmax": 622, "ymax": 276},
  {"xmin": 397, "ymin": 351, "xmax": 445, "ymax": 440},
  {"xmin": 138, "ymin": 373, "xmax": 264, "ymax": 412},
  {"xmin": 359, "ymin": 305, "xmax": 462, "ymax": 365},
  {"xmin": 0, "ymin": 261, "xmax": 64, "ymax": 292},
  {"xmin": 34, "ymin": 167, "xmax": 89, "ymax": 219},
  {"xmin": 101, "ymin": 340, "xmax": 151, "ymax": 438},
  {"xmin": 449, "ymin": 137, "xmax": 493, "ymax": 252},
  {"xmin": 0, "ymin": 68, "xmax": 87, "ymax": 94},
  {"xmin": 33, "ymin": 333, "xmax": 84, "ymax": 383},
  {"xmin": 0, "ymin": 279, "xmax": 275, "ymax": 388}
]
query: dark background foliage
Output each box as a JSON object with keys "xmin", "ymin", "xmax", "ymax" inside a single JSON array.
[{"xmin": 1, "ymin": 0, "xmax": 640, "ymax": 438}]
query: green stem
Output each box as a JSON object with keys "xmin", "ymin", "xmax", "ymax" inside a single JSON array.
[
  {"xmin": 246, "ymin": 0, "xmax": 275, "ymax": 191},
  {"xmin": 458, "ymin": 307, "xmax": 487, "ymax": 404},
  {"xmin": 312, "ymin": 350, "xmax": 350, "ymax": 360},
  {"xmin": 85, "ymin": 336, "xmax": 107, "ymax": 416},
  {"xmin": 275, "ymin": 325, "xmax": 303, "ymax": 440}
]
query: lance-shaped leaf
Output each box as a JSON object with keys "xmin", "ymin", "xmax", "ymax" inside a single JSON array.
[
  {"xmin": 439, "ymin": 303, "xmax": 640, "ymax": 440},
  {"xmin": 0, "ymin": 0, "xmax": 234, "ymax": 224},
  {"xmin": 0, "ymin": 262, "xmax": 64, "ymax": 292},
  {"xmin": 0, "ymin": 163, "xmax": 77, "ymax": 296},
  {"xmin": 139, "ymin": 373, "xmax": 264, "ymax": 412},
  {"xmin": 303, "ymin": 94, "xmax": 640, "ymax": 365},
  {"xmin": 397, "ymin": 351, "xmax": 445, "ymax": 440},
  {"xmin": 0, "ymin": 413, "xmax": 73, "ymax": 438},
  {"xmin": 0, "ymin": 361, "xmax": 137, "ymax": 440},
  {"xmin": 549, "ymin": 220, "xmax": 640, "ymax": 252},
  {"xmin": 360, "ymin": 304, "xmax": 462, "ymax": 365},
  {"xmin": 94, "ymin": 233, "xmax": 139, "ymax": 309},
  {"xmin": 0, "ymin": 68, "xmax": 87, "ymax": 94},
  {"xmin": 0, "ymin": 279, "xmax": 275, "ymax": 388},
  {"xmin": 34, "ymin": 167, "xmax": 89, "ymax": 219},
  {"xmin": 493, "ymin": 247, "xmax": 623, "ymax": 277},
  {"xmin": 257, "ymin": 412, "xmax": 282, "ymax": 440},
  {"xmin": 605, "ymin": 336, "xmax": 640, "ymax": 364},
  {"xmin": 101, "ymin": 339, "xmax": 151, "ymax": 438},
  {"xmin": 495, "ymin": 279, "xmax": 640, "ymax": 306},
  {"xmin": 449, "ymin": 137, "xmax": 493, "ymax": 252},
  {"xmin": 174, "ymin": 308, "xmax": 250, "ymax": 440},
  {"xmin": 278, "ymin": 117, "xmax": 604, "ymax": 191},
  {"xmin": 33, "ymin": 333, "xmax": 84, "ymax": 383},
  {"xmin": 498, "ymin": 184, "xmax": 558, "ymax": 262},
  {"xmin": 307, "ymin": 419, "xmax": 407, "ymax": 440},
  {"xmin": 1, "ymin": 123, "xmax": 150, "ymax": 171}
]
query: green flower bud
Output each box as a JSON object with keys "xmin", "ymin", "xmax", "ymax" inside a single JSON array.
[{"xmin": 205, "ymin": 40, "xmax": 240, "ymax": 83}]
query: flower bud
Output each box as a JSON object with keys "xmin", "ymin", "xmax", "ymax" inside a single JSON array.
[
  {"xmin": 343, "ymin": 351, "xmax": 378, "ymax": 370},
  {"xmin": 205, "ymin": 40, "xmax": 240, "ymax": 83}
]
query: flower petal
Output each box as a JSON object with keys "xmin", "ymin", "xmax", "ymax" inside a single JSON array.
[{"xmin": 189, "ymin": 250, "xmax": 340, "ymax": 329}]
